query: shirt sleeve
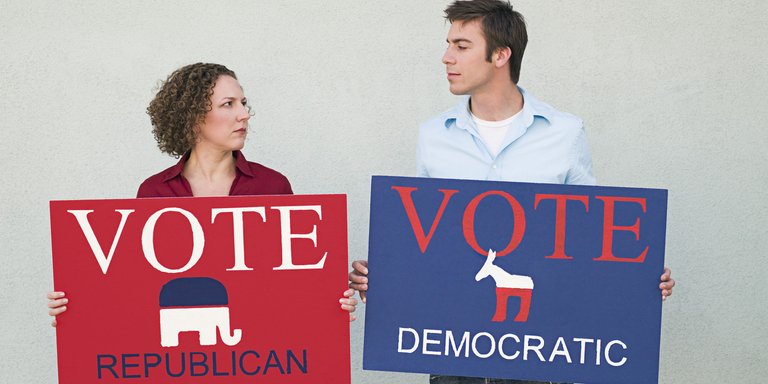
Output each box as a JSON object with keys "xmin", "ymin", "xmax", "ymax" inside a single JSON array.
[
  {"xmin": 282, "ymin": 176, "xmax": 294, "ymax": 195},
  {"xmin": 564, "ymin": 125, "xmax": 596, "ymax": 186},
  {"xmin": 136, "ymin": 179, "xmax": 154, "ymax": 198}
]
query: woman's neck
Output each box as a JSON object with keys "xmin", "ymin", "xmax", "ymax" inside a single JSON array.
[{"xmin": 182, "ymin": 146, "xmax": 237, "ymax": 196}]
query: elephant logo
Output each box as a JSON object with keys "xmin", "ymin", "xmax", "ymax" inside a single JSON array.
[
  {"xmin": 158, "ymin": 277, "xmax": 243, "ymax": 347},
  {"xmin": 475, "ymin": 249, "xmax": 534, "ymax": 322}
]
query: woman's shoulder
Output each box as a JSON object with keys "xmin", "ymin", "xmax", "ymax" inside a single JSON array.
[
  {"xmin": 245, "ymin": 160, "xmax": 288, "ymax": 179},
  {"xmin": 237, "ymin": 158, "xmax": 293, "ymax": 195},
  {"xmin": 136, "ymin": 162, "xmax": 186, "ymax": 198}
]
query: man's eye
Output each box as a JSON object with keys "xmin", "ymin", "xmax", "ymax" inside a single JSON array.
[{"xmin": 458, "ymin": 46, "xmax": 468, "ymax": 50}]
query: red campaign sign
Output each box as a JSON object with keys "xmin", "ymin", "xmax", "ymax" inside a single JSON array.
[{"xmin": 50, "ymin": 194, "xmax": 350, "ymax": 383}]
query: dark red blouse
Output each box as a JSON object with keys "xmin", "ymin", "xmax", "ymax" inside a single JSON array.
[{"xmin": 136, "ymin": 151, "xmax": 293, "ymax": 198}]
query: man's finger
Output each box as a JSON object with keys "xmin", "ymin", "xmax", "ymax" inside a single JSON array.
[
  {"xmin": 659, "ymin": 278, "xmax": 676, "ymax": 290},
  {"xmin": 348, "ymin": 272, "xmax": 368, "ymax": 284},
  {"xmin": 352, "ymin": 260, "xmax": 368, "ymax": 275},
  {"xmin": 349, "ymin": 282, "xmax": 368, "ymax": 292}
]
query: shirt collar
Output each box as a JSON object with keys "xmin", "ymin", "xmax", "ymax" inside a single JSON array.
[
  {"xmin": 161, "ymin": 150, "xmax": 252, "ymax": 182},
  {"xmin": 444, "ymin": 86, "xmax": 552, "ymax": 131},
  {"xmin": 233, "ymin": 150, "xmax": 254, "ymax": 177}
]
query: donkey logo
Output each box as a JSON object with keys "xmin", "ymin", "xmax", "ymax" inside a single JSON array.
[{"xmin": 475, "ymin": 249, "xmax": 534, "ymax": 322}]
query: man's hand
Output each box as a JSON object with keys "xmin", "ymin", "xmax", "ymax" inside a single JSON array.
[
  {"xmin": 47, "ymin": 291, "xmax": 68, "ymax": 327},
  {"xmin": 348, "ymin": 260, "xmax": 369, "ymax": 303},
  {"xmin": 660, "ymin": 267, "xmax": 675, "ymax": 301}
]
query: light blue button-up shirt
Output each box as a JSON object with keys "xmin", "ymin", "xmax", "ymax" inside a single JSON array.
[{"xmin": 416, "ymin": 88, "xmax": 595, "ymax": 185}]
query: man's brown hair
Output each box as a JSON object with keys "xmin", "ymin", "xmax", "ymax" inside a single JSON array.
[{"xmin": 445, "ymin": 0, "xmax": 528, "ymax": 83}]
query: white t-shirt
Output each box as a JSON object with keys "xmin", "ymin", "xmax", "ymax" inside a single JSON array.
[{"xmin": 471, "ymin": 110, "xmax": 523, "ymax": 157}]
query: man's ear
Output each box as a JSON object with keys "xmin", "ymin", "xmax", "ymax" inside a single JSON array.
[{"xmin": 494, "ymin": 46, "xmax": 512, "ymax": 68}]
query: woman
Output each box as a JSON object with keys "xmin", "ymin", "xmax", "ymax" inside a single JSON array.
[{"xmin": 48, "ymin": 63, "xmax": 357, "ymax": 325}]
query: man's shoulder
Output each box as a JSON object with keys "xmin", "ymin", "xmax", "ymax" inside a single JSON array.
[
  {"xmin": 419, "ymin": 115, "xmax": 445, "ymax": 135},
  {"xmin": 419, "ymin": 100, "xmax": 465, "ymax": 134},
  {"xmin": 525, "ymin": 91, "xmax": 584, "ymax": 130}
]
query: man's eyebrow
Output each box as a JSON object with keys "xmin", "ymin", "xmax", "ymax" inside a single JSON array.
[{"xmin": 447, "ymin": 38, "xmax": 473, "ymax": 44}]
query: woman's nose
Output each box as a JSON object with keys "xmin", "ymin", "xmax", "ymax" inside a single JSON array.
[{"xmin": 238, "ymin": 106, "xmax": 250, "ymax": 121}]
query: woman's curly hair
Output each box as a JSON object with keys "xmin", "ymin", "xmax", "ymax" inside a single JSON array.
[{"xmin": 147, "ymin": 63, "xmax": 237, "ymax": 157}]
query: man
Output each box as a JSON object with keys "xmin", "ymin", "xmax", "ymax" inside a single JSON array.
[{"xmin": 350, "ymin": 1, "xmax": 675, "ymax": 383}]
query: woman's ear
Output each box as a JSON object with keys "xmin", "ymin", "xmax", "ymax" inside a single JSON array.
[{"xmin": 192, "ymin": 123, "xmax": 202, "ymax": 143}]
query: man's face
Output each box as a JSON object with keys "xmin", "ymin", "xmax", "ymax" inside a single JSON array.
[{"xmin": 442, "ymin": 19, "xmax": 495, "ymax": 96}]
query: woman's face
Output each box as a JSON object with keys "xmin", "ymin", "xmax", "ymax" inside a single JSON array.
[{"xmin": 194, "ymin": 75, "xmax": 250, "ymax": 152}]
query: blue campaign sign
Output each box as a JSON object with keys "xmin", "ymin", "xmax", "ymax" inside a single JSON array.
[{"xmin": 363, "ymin": 176, "xmax": 667, "ymax": 384}]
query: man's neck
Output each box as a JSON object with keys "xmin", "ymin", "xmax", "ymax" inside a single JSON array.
[{"xmin": 469, "ymin": 84, "xmax": 523, "ymax": 121}]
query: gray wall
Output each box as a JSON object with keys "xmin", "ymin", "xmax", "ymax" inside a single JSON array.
[{"xmin": 1, "ymin": 0, "xmax": 765, "ymax": 382}]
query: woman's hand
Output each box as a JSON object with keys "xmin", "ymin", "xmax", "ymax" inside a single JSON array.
[
  {"xmin": 47, "ymin": 291, "xmax": 68, "ymax": 327},
  {"xmin": 340, "ymin": 288, "xmax": 358, "ymax": 322}
]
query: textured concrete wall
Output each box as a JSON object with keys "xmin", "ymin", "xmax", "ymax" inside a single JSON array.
[{"xmin": 1, "ymin": 0, "xmax": 765, "ymax": 382}]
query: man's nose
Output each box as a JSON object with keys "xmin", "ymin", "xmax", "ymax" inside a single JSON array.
[{"xmin": 442, "ymin": 49, "xmax": 454, "ymax": 65}]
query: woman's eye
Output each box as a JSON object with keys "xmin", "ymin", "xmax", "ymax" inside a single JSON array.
[{"xmin": 222, "ymin": 101, "xmax": 232, "ymax": 107}]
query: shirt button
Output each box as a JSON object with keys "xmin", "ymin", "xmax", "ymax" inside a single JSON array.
[{"xmin": 492, "ymin": 165, "xmax": 497, "ymax": 169}]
